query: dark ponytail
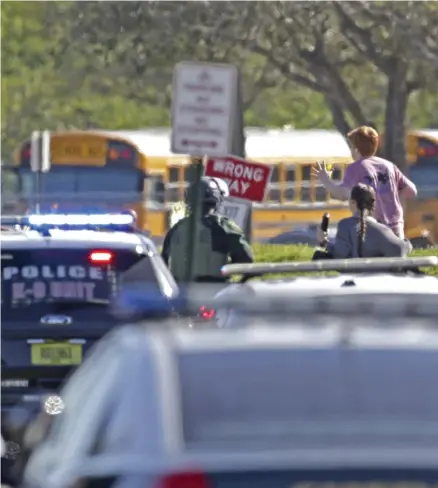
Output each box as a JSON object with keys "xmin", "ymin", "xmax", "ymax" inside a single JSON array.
[
  {"xmin": 350, "ymin": 184, "xmax": 376, "ymax": 257},
  {"xmin": 358, "ymin": 209, "xmax": 366, "ymax": 257}
]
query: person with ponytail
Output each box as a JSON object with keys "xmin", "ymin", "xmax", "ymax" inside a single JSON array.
[{"xmin": 318, "ymin": 183, "xmax": 413, "ymax": 259}]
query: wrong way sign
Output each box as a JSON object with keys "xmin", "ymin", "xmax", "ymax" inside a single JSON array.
[
  {"xmin": 171, "ymin": 62, "xmax": 238, "ymax": 157},
  {"xmin": 205, "ymin": 155, "xmax": 272, "ymax": 202}
]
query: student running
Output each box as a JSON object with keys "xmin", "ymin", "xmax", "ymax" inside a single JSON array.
[{"xmin": 313, "ymin": 126, "xmax": 417, "ymax": 238}]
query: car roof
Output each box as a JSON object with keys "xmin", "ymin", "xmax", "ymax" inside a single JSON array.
[
  {"xmin": 244, "ymin": 273, "xmax": 438, "ymax": 296},
  {"xmin": 25, "ymin": 322, "xmax": 438, "ymax": 484},
  {"xmin": 0, "ymin": 229, "xmax": 154, "ymax": 252}
]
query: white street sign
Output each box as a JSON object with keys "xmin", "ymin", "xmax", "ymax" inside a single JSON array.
[
  {"xmin": 41, "ymin": 130, "xmax": 51, "ymax": 172},
  {"xmin": 218, "ymin": 197, "xmax": 251, "ymax": 231},
  {"xmin": 171, "ymin": 62, "xmax": 238, "ymax": 157},
  {"xmin": 30, "ymin": 130, "xmax": 51, "ymax": 172},
  {"xmin": 30, "ymin": 131, "xmax": 41, "ymax": 172}
]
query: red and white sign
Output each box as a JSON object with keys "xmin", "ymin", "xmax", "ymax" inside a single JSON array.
[{"xmin": 205, "ymin": 156, "xmax": 272, "ymax": 202}]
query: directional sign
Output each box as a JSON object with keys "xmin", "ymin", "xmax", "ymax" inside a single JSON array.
[
  {"xmin": 205, "ymin": 155, "xmax": 272, "ymax": 202},
  {"xmin": 171, "ymin": 62, "xmax": 238, "ymax": 157},
  {"xmin": 217, "ymin": 196, "xmax": 251, "ymax": 231}
]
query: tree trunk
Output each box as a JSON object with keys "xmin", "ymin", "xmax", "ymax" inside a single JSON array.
[
  {"xmin": 324, "ymin": 94, "xmax": 352, "ymax": 136},
  {"xmin": 383, "ymin": 59, "xmax": 409, "ymax": 172}
]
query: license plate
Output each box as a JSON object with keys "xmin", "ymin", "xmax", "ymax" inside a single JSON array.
[{"xmin": 31, "ymin": 343, "xmax": 82, "ymax": 366}]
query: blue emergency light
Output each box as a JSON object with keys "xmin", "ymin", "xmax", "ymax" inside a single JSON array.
[
  {"xmin": 27, "ymin": 213, "xmax": 135, "ymax": 227},
  {"xmin": 1, "ymin": 211, "xmax": 137, "ymax": 231}
]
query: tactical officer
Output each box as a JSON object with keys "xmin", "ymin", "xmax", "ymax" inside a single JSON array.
[{"xmin": 161, "ymin": 177, "xmax": 254, "ymax": 283}]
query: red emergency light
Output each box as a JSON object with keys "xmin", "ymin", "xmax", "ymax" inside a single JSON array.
[
  {"xmin": 199, "ymin": 306, "xmax": 216, "ymax": 320},
  {"xmin": 89, "ymin": 251, "xmax": 113, "ymax": 264}
]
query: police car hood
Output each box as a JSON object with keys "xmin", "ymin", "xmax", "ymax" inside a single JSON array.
[{"xmin": 1, "ymin": 230, "xmax": 145, "ymax": 338}]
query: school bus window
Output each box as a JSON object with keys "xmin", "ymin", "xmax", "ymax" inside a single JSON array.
[
  {"xmin": 169, "ymin": 166, "xmax": 180, "ymax": 182},
  {"xmin": 302, "ymin": 165, "xmax": 311, "ymax": 180},
  {"xmin": 183, "ymin": 166, "xmax": 195, "ymax": 182},
  {"xmin": 332, "ymin": 166, "xmax": 342, "ymax": 181},
  {"xmin": 270, "ymin": 166, "xmax": 279, "ymax": 182},
  {"xmin": 285, "ymin": 186, "xmax": 295, "ymax": 201},
  {"xmin": 268, "ymin": 189, "xmax": 281, "ymax": 202},
  {"xmin": 167, "ymin": 187, "xmax": 180, "ymax": 203},
  {"xmin": 284, "ymin": 166, "xmax": 295, "ymax": 201},
  {"xmin": 286, "ymin": 166, "xmax": 295, "ymax": 182},
  {"xmin": 316, "ymin": 186, "xmax": 328, "ymax": 202}
]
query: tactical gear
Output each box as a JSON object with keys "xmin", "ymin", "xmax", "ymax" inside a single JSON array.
[
  {"xmin": 185, "ymin": 177, "xmax": 228, "ymax": 211},
  {"xmin": 162, "ymin": 214, "xmax": 253, "ymax": 283}
]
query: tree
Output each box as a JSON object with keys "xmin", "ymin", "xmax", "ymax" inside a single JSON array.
[
  {"xmin": 194, "ymin": 0, "xmax": 437, "ymax": 166},
  {"xmin": 2, "ymin": 0, "xmax": 437, "ymax": 167},
  {"xmin": 332, "ymin": 1, "xmax": 438, "ymax": 165}
]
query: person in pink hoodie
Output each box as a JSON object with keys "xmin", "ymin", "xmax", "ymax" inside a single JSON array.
[{"xmin": 312, "ymin": 126, "xmax": 417, "ymax": 238}]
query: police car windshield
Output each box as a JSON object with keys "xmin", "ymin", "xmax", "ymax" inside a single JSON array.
[{"xmin": 1, "ymin": 248, "xmax": 156, "ymax": 319}]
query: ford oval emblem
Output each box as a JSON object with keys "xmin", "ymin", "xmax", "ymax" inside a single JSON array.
[{"xmin": 40, "ymin": 315, "xmax": 72, "ymax": 325}]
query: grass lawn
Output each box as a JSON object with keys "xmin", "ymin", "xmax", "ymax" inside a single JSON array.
[{"xmin": 253, "ymin": 244, "xmax": 438, "ymax": 277}]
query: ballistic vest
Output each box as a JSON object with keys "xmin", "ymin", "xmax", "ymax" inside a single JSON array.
[{"xmin": 168, "ymin": 217, "xmax": 228, "ymax": 281}]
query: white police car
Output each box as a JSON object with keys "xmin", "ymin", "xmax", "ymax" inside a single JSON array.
[
  {"xmin": 22, "ymin": 298, "xmax": 438, "ymax": 488},
  {"xmin": 1, "ymin": 212, "xmax": 179, "ymax": 469},
  {"xmin": 213, "ymin": 257, "xmax": 438, "ymax": 328}
]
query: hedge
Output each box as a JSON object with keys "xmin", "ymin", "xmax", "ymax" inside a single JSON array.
[{"xmin": 253, "ymin": 244, "xmax": 438, "ymax": 277}]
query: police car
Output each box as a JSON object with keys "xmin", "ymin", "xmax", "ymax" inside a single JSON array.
[
  {"xmin": 212, "ymin": 257, "xmax": 438, "ymax": 328},
  {"xmin": 22, "ymin": 303, "xmax": 438, "ymax": 488},
  {"xmin": 1, "ymin": 212, "xmax": 179, "ymax": 450}
]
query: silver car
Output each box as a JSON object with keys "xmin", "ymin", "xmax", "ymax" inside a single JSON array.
[{"xmin": 22, "ymin": 263, "xmax": 438, "ymax": 487}]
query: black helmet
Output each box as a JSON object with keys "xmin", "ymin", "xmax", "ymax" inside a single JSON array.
[{"xmin": 185, "ymin": 177, "xmax": 228, "ymax": 209}]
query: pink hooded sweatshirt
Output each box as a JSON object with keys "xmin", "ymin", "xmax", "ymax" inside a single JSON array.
[{"xmin": 341, "ymin": 156, "xmax": 417, "ymax": 238}]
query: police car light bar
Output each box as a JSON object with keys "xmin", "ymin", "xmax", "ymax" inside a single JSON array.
[
  {"xmin": 0, "ymin": 213, "xmax": 135, "ymax": 228},
  {"xmin": 27, "ymin": 213, "xmax": 135, "ymax": 226},
  {"xmin": 221, "ymin": 256, "xmax": 438, "ymax": 277}
]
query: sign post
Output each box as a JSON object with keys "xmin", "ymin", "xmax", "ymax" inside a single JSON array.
[
  {"xmin": 184, "ymin": 157, "xmax": 204, "ymax": 283},
  {"xmin": 171, "ymin": 61, "xmax": 239, "ymax": 282},
  {"xmin": 30, "ymin": 130, "xmax": 51, "ymax": 213},
  {"xmin": 228, "ymin": 70, "xmax": 250, "ymax": 241}
]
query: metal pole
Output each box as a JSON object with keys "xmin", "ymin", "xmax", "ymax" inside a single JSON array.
[
  {"xmin": 184, "ymin": 156, "xmax": 204, "ymax": 283},
  {"xmin": 35, "ymin": 171, "xmax": 41, "ymax": 214},
  {"xmin": 30, "ymin": 131, "xmax": 41, "ymax": 214}
]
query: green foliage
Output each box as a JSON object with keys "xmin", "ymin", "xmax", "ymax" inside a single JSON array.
[
  {"xmin": 1, "ymin": 1, "xmax": 437, "ymax": 164},
  {"xmin": 254, "ymin": 244, "xmax": 438, "ymax": 277}
]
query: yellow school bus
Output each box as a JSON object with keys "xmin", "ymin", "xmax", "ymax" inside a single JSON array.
[
  {"xmin": 403, "ymin": 129, "xmax": 438, "ymax": 247},
  {"xmin": 141, "ymin": 127, "xmax": 438, "ymax": 245},
  {"xmin": 8, "ymin": 130, "xmax": 171, "ymax": 236},
  {"xmin": 8, "ymin": 128, "xmax": 438, "ymax": 245}
]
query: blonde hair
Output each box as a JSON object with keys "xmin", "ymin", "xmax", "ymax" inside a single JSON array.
[{"xmin": 348, "ymin": 126, "xmax": 379, "ymax": 158}]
